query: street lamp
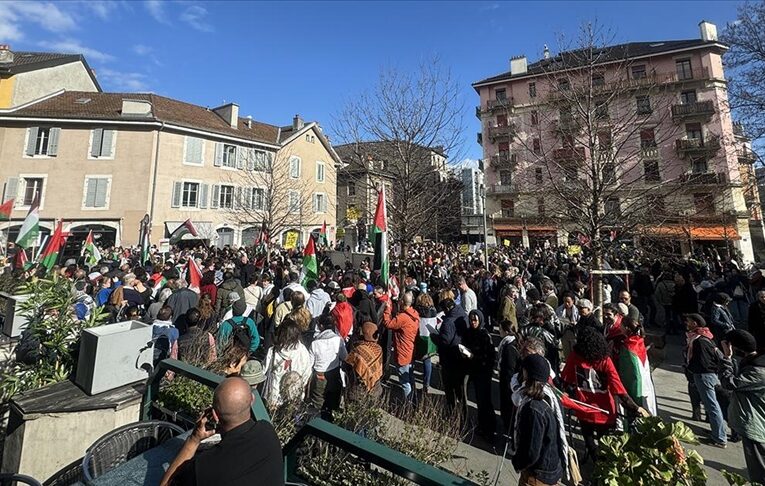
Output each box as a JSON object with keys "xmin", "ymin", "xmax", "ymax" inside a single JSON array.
[{"xmin": 480, "ymin": 182, "xmax": 488, "ymax": 269}]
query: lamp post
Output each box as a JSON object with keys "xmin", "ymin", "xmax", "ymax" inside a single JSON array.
[{"xmin": 480, "ymin": 183, "xmax": 488, "ymax": 269}]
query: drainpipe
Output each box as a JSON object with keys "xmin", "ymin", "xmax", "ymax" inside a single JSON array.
[{"xmin": 149, "ymin": 122, "xmax": 165, "ymax": 227}]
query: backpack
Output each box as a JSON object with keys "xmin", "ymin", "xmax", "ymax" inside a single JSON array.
[
  {"xmin": 265, "ymin": 350, "xmax": 303, "ymax": 404},
  {"xmin": 220, "ymin": 316, "xmax": 253, "ymax": 351}
]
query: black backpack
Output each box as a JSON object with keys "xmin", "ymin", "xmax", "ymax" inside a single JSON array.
[{"xmin": 220, "ymin": 317, "xmax": 253, "ymax": 351}]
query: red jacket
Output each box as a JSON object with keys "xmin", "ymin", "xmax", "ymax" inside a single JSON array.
[
  {"xmin": 332, "ymin": 301, "xmax": 354, "ymax": 339},
  {"xmin": 384, "ymin": 307, "xmax": 420, "ymax": 366},
  {"xmin": 561, "ymin": 351, "xmax": 627, "ymax": 425}
]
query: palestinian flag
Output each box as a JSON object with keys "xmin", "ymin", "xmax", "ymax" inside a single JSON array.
[
  {"xmin": 170, "ymin": 219, "xmax": 198, "ymax": 244},
  {"xmin": 185, "ymin": 258, "xmax": 203, "ymax": 293},
  {"xmin": 40, "ymin": 220, "xmax": 66, "ymax": 270},
  {"xmin": 138, "ymin": 214, "xmax": 151, "ymax": 264},
  {"xmin": 319, "ymin": 220, "xmax": 328, "ymax": 248},
  {"xmin": 372, "ymin": 186, "xmax": 389, "ymax": 284},
  {"xmin": 152, "ymin": 275, "xmax": 168, "ymax": 296},
  {"xmin": 0, "ymin": 199, "xmax": 14, "ymax": 221},
  {"xmin": 81, "ymin": 230, "xmax": 102, "ymax": 267},
  {"xmin": 15, "ymin": 193, "xmax": 40, "ymax": 249},
  {"xmin": 14, "ymin": 248, "xmax": 28, "ymax": 270},
  {"xmin": 300, "ymin": 235, "xmax": 318, "ymax": 286},
  {"xmin": 615, "ymin": 335, "xmax": 657, "ymax": 415},
  {"xmin": 255, "ymin": 221, "xmax": 269, "ymax": 254}
]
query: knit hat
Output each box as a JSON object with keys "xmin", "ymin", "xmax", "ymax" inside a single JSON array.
[
  {"xmin": 521, "ymin": 354, "xmax": 550, "ymax": 384},
  {"xmin": 240, "ymin": 360, "xmax": 266, "ymax": 385},
  {"xmin": 725, "ymin": 329, "xmax": 757, "ymax": 354},
  {"xmin": 616, "ymin": 303, "xmax": 629, "ymax": 316},
  {"xmin": 232, "ymin": 298, "xmax": 247, "ymax": 317}
]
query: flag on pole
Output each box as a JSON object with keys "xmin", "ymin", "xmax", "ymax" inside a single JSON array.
[
  {"xmin": 185, "ymin": 257, "xmax": 203, "ymax": 293},
  {"xmin": 372, "ymin": 186, "xmax": 389, "ymax": 285},
  {"xmin": 319, "ymin": 220, "xmax": 329, "ymax": 248},
  {"xmin": 15, "ymin": 193, "xmax": 40, "ymax": 249},
  {"xmin": 300, "ymin": 235, "xmax": 318, "ymax": 287},
  {"xmin": 81, "ymin": 230, "xmax": 102, "ymax": 267},
  {"xmin": 255, "ymin": 221, "xmax": 269, "ymax": 254},
  {"xmin": 14, "ymin": 248, "xmax": 28, "ymax": 270},
  {"xmin": 0, "ymin": 199, "xmax": 14, "ymax": 221},
  {"xmin": 169, "ymin": 219, "xmax": 198, "ymax": 244},
  {"xmin": 138, "ymin": 214, "xmax": 151, "ymax": 264},
  {"xmin": 615, "ymin": 335, "xmax": 658, "ymax": 415},
  {"xmin": 40, "ymin": 220, "xmax": 67, "ymax": 270}
]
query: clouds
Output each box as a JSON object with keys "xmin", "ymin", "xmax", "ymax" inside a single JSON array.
[
  {"xmin": 97, "ymin": 68, "xmax": 150, "ymax": 92},
  {"xmin": 0, "ymin": 1, "xmax": 77, "ymax": 41},
  {"xmin": 145, "ymin": 1, "xmax": 214, "ymax": 32},
  {"xmin": 180, "ymin": 5, "xmax": 214, "ymax": 32},
  {"xmin": 144, "ymin": 0, "xmax": 169, "ymax": 25},
  {"xmin": 38, "ymin": 39, "xmax": 114, "ymax": 63}
]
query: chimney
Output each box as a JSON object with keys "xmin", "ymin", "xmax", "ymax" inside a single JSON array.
[
  {"xmin": 293, "ymin": 114, "xmax": 304, "ymax": 131},
  {"xmin": 213, "ymin": 102, "xmax": 239, "ymax": 129},
  {"xmin": 246, "ymin": 115, "xmax": 252, "ymax": 128},
  {"xmin": 699, "ymin": 20, "xmax": 718, "ymax": 42},
  {"xmin": 510, "ymin": 55, "xmax": 527, "ymax": 76},
  {"xmin": 0, "ymin": 44, "xmax": 13, "ymax": 64},
  {"xmin": 543, "ymin": 44, "xmax": 550, "ymax": 60}
]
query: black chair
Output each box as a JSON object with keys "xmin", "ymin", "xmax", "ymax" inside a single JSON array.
[
  {"xmin": 0, "ymin": 474, "xmax": 42, "ymax": 486},
  {"xmin": 81, "ymin": 420, "xmax": 185, "ymax": 481},
  {"xmin": 42, "ymin": 458, "xmax": 84, "ymax": 486}
]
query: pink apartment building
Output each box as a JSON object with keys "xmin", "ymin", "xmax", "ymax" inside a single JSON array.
[{"xmin": 472, "ymin": 21, "xmax": 762, "ymax": 262}]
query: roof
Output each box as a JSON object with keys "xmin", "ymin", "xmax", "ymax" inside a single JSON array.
[
  {"xmin": 335, "ymin": 141, "xmax": 447, "ymax": 159},
  {"xmin": 0, "ymin": 51, "xmax": 102, "ymax": 91},
  {"xmin": 4, "ymin": 91, "xmax": 280, "ymax": 145},
  {"xmin": 473, "ymin": 38, "xmax": 726, "ymax": 87},
  {"xmin": 279, "ymin": 121, "xmax": 344, "ymax": 166}
]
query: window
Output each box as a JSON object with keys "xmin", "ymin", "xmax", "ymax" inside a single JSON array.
[
  {"xmin": 691, "ymin": 156, "xmax": 708, "ymax": 174},
  {"xmin": 686, "ymin": 122, "xmax": 702, "ymax": 140},
  {"xmin": 288, "ymin": 190, "xmax": 300, "ymax": 213},
  {"xmin": 605, "ymin": 198, "xmax": 621, "ymax": 217},
  {"xmin": 676, "ymin": 59, "xmax": 693, "ymax": 81},
  {"xmin": 533, "ymin": 138, "xmax": 541, "ymax": 155},
  {"xmin": 644, "ymin": 160, "xmax": 660, "ymax": 182},
  {"xmin": 563, "ymin": 166, "xmax": 578, "ymax": 181},
  {"xmin": 247, "ymin": 149, "xmax": 269, "ymax": 171},
  {"xmin": 592, "ymin": 73, "xmax": 605, "ymax": 87},
  {"xmin": 640, "ymin": 129, "xmax": 657, "ymax": 148},
  {"xmin": 530, "ymin": 111, "xmax": 539, "ymax": 126},
  {"xmin": 603, "ymin": 163, "xmax": 616, "ymax": 183},
  {"xmin": 498, "ymin": 141, "xmax": 510, "ymax": 152},
  {"xmin": 680, "ymin": 90, "xmax": 697, "ymax": 105},
  {"xmin": 251, "ymin": 188, "xmax": 266, "ymax": 210},
  {"xmin": 184, "ymin": 137, "xmax": 204, "ymax": 165},
  {"xmin": 22, "ymin": 177, "xmax": 44, "ymax": 206},
  {"xmin": 82, "ymin": 177, "xmax": 110, "ymax": 209},
  {"xmin": 348, "ymin": 184, "xmax": 356, "ymax": 196},
  {"xmin": 219, "ymin": 185, "xmax": 234, "ymax": 209},
  {"xmin": 598, "ymin": 131, "xmax": 612, "ymax": 150},
  {"xmin": 316, "ymin": 161, "xmax": 325, "ymax": 182},
  {"xmin": 495, "ymin": 88, "xmax": 506, "ymax": 100},
  {"xmin": 501, "ymin": 200, "xmax": 514, "ymax": 218},
  {"xmin": 694, "ymin": 193, "xmax": 714, "ymax": 214},
  {"xmin": 537, "ymin": 198, "xmax": 545, "ymax": 216},
  {"xmin": 90, "ymin": 129, "xmax": 115, "ymax": 158},
  {"xmin": 25, "ymin": 127, "xmax": 60, "ymax": 157},
  {"xmin": 528, "ymin": 82, "xmax": 537, "ymax": 98},
  {"xmin": 562, "ymin": 134, "xmax": 575, "ymax": 148},
  {"xmin": 557, "ymin": 78, "xmax": 570, "ymax": 91},
  {"xmin": 496, "ymin": 114, "xmax": 507, "ymax": 127},
  {"xmin": 636, "ymin": 96, "xmax": 652, "ymax": 115},
  {"xmin": 499, "ymin": 170, "xmax": 512, "ymax": 186},
  {"xmin": 214, "ymin": 143, "xmax": 238, "ymax": 168},
  {"xmin": 535, "ymin": 167, "xmax": 543, "ymax": 183},
  {"xmin": 313, "ymin": 193, "xmax": 327, "ymax": 213},
  {"xmin": 647, "ymin": 195, "xmax": 666, "ymax": 214},
  {"xmin": 631, "ymin": 65, "xmax": 647, "ymax": 79},
  {"xmin": 595, "ymin": 101, "xmax": 609, "ymax": 119},
  {"xmin": 182, "ymin": 182, "xmax": 199, "ymax": 208},
  {"xmin": 289, "ymin": 156, "xmax": 301, "ymax": 178}
]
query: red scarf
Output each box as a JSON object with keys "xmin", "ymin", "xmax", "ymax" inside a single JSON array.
[{"xmin": 686, "ymin": 327, "xmax": 715, "ymax": 364}]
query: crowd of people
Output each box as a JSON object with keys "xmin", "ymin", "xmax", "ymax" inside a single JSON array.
[{"xmin": 9, "ymin": 239, "xmax": 765, "ymax": 485}]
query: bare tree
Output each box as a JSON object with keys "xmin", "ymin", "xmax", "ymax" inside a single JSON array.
[{"xmin": 332, "ymin": 58, "xmax": 466, "ymax": 270}]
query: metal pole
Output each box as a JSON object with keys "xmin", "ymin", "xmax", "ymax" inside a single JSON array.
[{"xmin": 481, "ymin": 183, "xmax": 488, "ymax": 269}]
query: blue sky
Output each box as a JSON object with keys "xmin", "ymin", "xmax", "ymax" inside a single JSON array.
[{"xmin": 0, "ymin": 1, "xmax": 744, "ymax": 162}]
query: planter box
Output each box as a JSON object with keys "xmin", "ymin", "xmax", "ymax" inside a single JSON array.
[
  {"xmin": 75, "ymin": 320, "xmax": 154, "ymax": 395},
  {"xmin": 0, "ymin": 292, "xmax": 31, "ymax": 338}
]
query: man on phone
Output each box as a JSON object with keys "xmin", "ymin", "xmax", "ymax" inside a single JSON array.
[{"xmin": 160, "ymin": 377, "xmax": 283, "ymax": 486}]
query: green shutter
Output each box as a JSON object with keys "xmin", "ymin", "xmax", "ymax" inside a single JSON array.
[
  {"xmin": 91, "ymin": 128, "xmax": 104, "ymax": 157},
  {"xmin": 26, "ymin": 128, "xmax": 38, "ymax": 156},
  {"xmin": 101, "ymin": 129, "xmax": 114, "ymax": 157},
  {"xmin": 3, "ymin": 177, "xmax": 18, "ymax": 203},
  {"xmin": 171, "ymin": 181, "xmax": 182, "ymax": 208},
  {"xmin": 47, "ymin": 128, "xmax": 60, "ymax": 156}
]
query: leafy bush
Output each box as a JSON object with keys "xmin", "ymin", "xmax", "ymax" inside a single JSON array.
[
  {"xmin": 156, "ymin": 376, "xmax": 214, "ymax": 418},
  {"xmin": 0, "ymin": 276, "xmax": 106, "ymax": 400},
  {"xmin": 722, "ymin": 469, "xmax": 763, "ymax": 486},
  {"xmin": 594, "ymin": 417, "xmax": 706, "ymax": 485}
]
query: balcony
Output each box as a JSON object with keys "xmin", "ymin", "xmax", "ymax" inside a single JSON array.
[
  {"xmin": 486, "ymin": 98, "xmax": 514, "ymax": 111},
  {"xmin": 640, "ymin": 146, "xmax": 660, "ymax": 159},
  {"xmin": 671, "ymin": 100, "xmax": 715, "ymax": 121},
  {"xmin": 733, "ymin": 122, "xmax": 748, "ymax": 138},
  {"xmin": 679, "ymin": 171, "xmax": 727, "ymax": 185},
  {"xmin": 487, "ymin": 124, "xmax": 515, "ymax": 141},
  {"xmin": 486, "ymin": 184, "xmax": 518, "ymax": 195},
  {"xmin": 738, "ymin": 149, "xmax": 758, "ymax": 165},
  {"xmin": 552, "ymin": 116, "xmax": 580, "ymax": 133},
  {"xmin": 477, "ymin": 132, "xmax": 483, "ymax": 145},
  {"xmin": 491, "ymin": 150, "xmax": 519, "ymax": 167},
  {"xmin": 552, "ymin": 146, "xmax": 586, "ymax": 164},
  {"xmin": 675, "ymin": 136, "xmax": 721, "ymax": 158}
]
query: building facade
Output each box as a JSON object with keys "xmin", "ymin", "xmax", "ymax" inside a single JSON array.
[
  {"xmin": 472, "ymin": 21, "xmax": 762, "ymax": 261},
  {"xmin": 461, "ymin": 166, "xmax": 485, "ymax": 242},
  {"xmin": 0, "ymin": 91, "xmax": 339, "ymax": 250}
]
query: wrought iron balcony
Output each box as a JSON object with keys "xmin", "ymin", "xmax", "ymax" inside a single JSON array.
[
  {"xmin": 487, "ymin": 124, "xmax": 515, "ymax": 140},
  {"xmin": 675, "ymin": 136, "xmax": 721, "ymax": 158},
  {"xmin": 552, "ymin": 146, "xmax": 586, "ymax": 164},
  {"xmin": 671, "ymin": 100, "xmax": 715, "ymax": 120},
  {"xmin": 679, "ymin": 171, "xmax": 727, "ymax": 185},
  {"xmin": 486, "ymin": 184, "xmax": 518, "ymax": 195},
  {"xmin": 486, "ymin": 98, "xmax": 514, "ymax": 111},
  {"xmin": 739, "ymin": 149, "xmax": 757, "ymax": 165},
  {"xmin": 640, "ymin": 146, "xmax": 660, "ymax": 159}
]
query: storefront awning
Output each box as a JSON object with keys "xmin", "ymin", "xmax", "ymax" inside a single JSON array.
[{"xmin": 643, "ymin": 225, "xmax": 740, "ymax": 241}]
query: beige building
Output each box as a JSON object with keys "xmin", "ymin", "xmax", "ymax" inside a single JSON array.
[{"xmin": 0, "ymin": 90, "xmax": 339, "ymax": 250}]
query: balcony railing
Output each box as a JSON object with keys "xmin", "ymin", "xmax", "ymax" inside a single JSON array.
[
  {"xmin": 640, "ymin": 146, "xmax": 660, "ymax": 159},
  {"xmin": 675, "ymin": 136, "xmax": 721, "ymax": 158},
  {"xmin": 491, "ymin": 151, "xmax": 518, "ymax": 166},
  {"xmin": 552, "ymin": 146, "xmax": 586, "ymax": 163},
  {"xmin": 486, "ymin": 98, "xmax": 514, "ymax": 111},
  {"xmin": 486, "ymin": 184, "xmax": 517, "ymax": 195},
  {"xmin": 487, "ymin": 124, "xmax": 515, "ymax": 140},
  {"xmin": 733, "ymin": 122, "xmax": 747, "ymax": 138},
  {"xmin": 671, "ymin": 100, "xmax": 715, "ymax": 120},
  {"xmin": 739, "ymin": 149, "xmax": 758, "ymax": 164},
  {"xmin": 679, "ymin": 171, "xmax": 727, "ymax": 185}
]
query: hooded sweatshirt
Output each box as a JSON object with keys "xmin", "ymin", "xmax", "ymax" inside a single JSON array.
[{"xmin": 463, "ymin": 309, "xmax": 496, "ymax": 377}]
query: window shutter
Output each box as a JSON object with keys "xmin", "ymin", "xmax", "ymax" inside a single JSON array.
[
  {"xmin": 236, "ymin": 147, "xmax": 244, "ymax": 170},
  {"xmin": 91, "ymin": 128, "xmax": 104, "ymax": 157},
  {"xmin": 246, "ymin": 149, "xmax": 255, "ymax": 171},
  {"xmin": 47, "ymin": 128, "xmax": 60, "ymax": 156},
  {"xmin": 214, "ymin": 143, "xmax": 223, "ymax": 167},
  {"xmin": 26, "ymin": 128, "xmax": 38, "ymax": 156},
  {"xmin": 312, "ymin": 194, "xmax": 318, "ymax": 213},
  {"xmin": 3, "ymin": 177, "xmax": 18, "ymax": 203},
  {"xmin": 101, "ymin": 129, "xmax": 114, "ymax": 157},
  {"xmin": 95, "ymin": 179, "xmax": 108, "ymax": 207},
  {"xmin": 194, "ymin": 138, "xmax": 204, "ymax": 164},
  {"xmin": 171, "ymin": 181, "xmax": 182, "ymax": 208},
  {"xmin": 211, "ymin": 184, "xmax": 220, "ymax": 209},
  {"xmin": 243, "ymin": 187, "xmax": 252, "ymax": 209},
  {"xmin": 199, "ymin": 183, "xmax": 209, "ymax": 209},
  {"xmin": 321, "ymin": 194, "xmax": 327, "ymax": 212},
  {"xmin": 85, "ymin": 178, "xmax": 97, "ymax": 207}
]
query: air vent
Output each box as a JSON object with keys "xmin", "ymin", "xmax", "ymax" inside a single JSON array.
[{"xmin": 75, "ymin": 98, "xmax": 91, "ymax": 104}]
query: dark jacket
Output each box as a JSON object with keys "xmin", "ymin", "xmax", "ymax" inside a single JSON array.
[
  {"xmin": 720, "ymin": 353, "xmax": 765, "ymax": 443},
  {"xmin": 512, "ymin": 399, "xmax": 564, "ymax": 485},
  {"xmin": 687, "ymin": 333, "xmax": 722, "ymax": 374},
  {"xmin": 710, "ymin": 304, "xmax": 735, "ymax": 340},
  {"xmin": 463, "ymin": 310, "xmax": 496, "ymax": 377},
  {"xmin": 216, "ymin": 278, "xmax": 245, "ymax": 316},
  {"xmin": 167, "ymin": 288, "xmax": 199, "ymax": 326},
  {"xmin": 351, "ymin": 290, "xmax": 377, "ymax": 325},
  {"xmin": 673, "ymin": 282, "xmax": 698, "ymax": 314},
  {"xmin": 749, "ymin": 302, "xmax": 765, "ymax": 352},
  {"xmin": 434, "ymin": 304, "xmax": 468, "ymax": 363}
]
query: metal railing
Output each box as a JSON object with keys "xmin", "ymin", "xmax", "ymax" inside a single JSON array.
[
  {"xmin": 640, "ymin": 146, "xmax": 660, "ymax": 159},
  {"xmin": 552, "ymin": 146, "xmax": 586, "ymax": 163},
  {"xmin": 486, "ymin": 183, "xmax": 517, "ymax": 194},
  {"xmin": 491, "ymin": 151, "xmax": 518, "ymax": 165},
  {"xmin": 671, "ymin": 100, "xmax": 715, "ymax": 119},
  {"xmin": 679, "ymin": 171, "xmax": 727, "ymax": 185},
  {"xmin": 487, "ymin": 124, "xmax": 515, "ymax": 139},
  {"xmin": 675, "ymin": 136, "xmax": 721, "ymax": 156}
]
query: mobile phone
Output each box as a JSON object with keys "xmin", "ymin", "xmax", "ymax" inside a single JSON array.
[{"xmin": 204, "ymin": 409, "xmax": 217, "ymax": 431}]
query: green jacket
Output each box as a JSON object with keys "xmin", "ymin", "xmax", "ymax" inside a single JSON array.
[{"xmin": 720, "ymin": 353, "xmax": 765, "ymax": 443}]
